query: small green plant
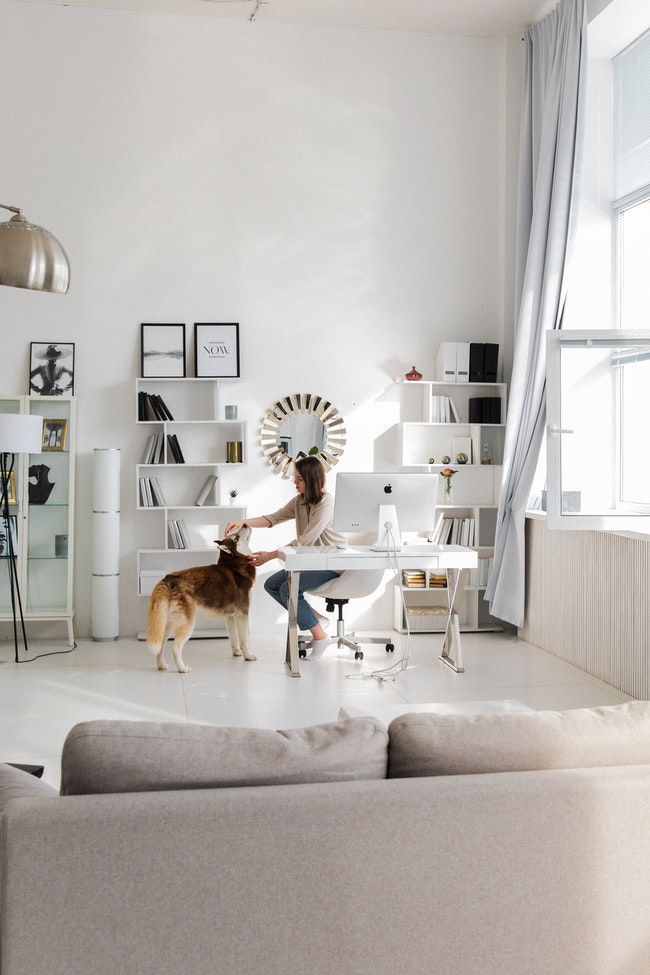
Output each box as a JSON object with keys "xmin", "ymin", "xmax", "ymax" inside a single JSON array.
[
  {"xmin": 229, "ymin": 489, "xmax": 239, "ymax": 499},
  {"xmin": 296, "ymin": 446, "xmax": 320, "ymax": 459}
]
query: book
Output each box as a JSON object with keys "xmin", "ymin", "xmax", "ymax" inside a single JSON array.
[{"xmin": 194, "ymin": 474, "xmax": 218, "ymax": 506}]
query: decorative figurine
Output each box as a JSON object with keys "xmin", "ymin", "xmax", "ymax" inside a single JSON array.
[
  {"xmin": 405, "ymin": 366, "xmax": 423, "ymax": 381},
  {"xmin": 456, "ymin": 452, "xmax": 468, "ymax": 465},
  {"xmin": 28, "ymin": 464, "xmax": 55, "ymax": 504}
]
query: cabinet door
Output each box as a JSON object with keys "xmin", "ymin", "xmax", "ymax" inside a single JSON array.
[{"xmin": 25, "ymin": 398, "xmax": 75, "ymax": 614}]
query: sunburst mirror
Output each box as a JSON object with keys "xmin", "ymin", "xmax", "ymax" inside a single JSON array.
[{"xmin": 260, "ymin": 392, "xmax": 347, "ymax": 477}]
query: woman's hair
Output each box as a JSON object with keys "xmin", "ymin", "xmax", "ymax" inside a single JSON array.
[{"xmin": 295, "ymin": 456, "xmax": 326, "ymax": 506}]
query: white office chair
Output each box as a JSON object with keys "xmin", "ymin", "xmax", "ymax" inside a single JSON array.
[{"xmin": 299, "ymin": 570, "xmax": 395, "ymax": 660}]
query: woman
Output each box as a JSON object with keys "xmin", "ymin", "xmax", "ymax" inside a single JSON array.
[{"xmin": 225, "ymin": 455, "xmax": 344, "ymax": 660}]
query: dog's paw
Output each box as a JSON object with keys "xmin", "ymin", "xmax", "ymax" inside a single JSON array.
[
  {"xmin": 157, "ymin": 660, "xmax": 169, "ymax": 671},
  {"xmin": 244, "ymin": 653, "xmax": 257, "ymax": 662},
  {"xmin": 177, "ymin": 664, "xmax": 192, "ymax": 674},
  {"xmin": 232, "ymin": 648, "xmax": 243, "ymax": 657}
]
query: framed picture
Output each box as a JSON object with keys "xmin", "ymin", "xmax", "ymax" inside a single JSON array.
[
  {"xmin": 0, "ymin": 515, "xmax": 18, "ymax": 557},
  {"xmin": 0, "ymin": 471, "xmax": 16, "ymax": 504},
  {"xmin": 41, "ymin": 419, "xmax": 68, "ymax": 452},
  {"xmin": 141, "ymin": 324, "xmax": 186, "ymax": 378},
  {"xmin": 194, "ymin": 323, "xmax": 240, "ymax": 378},
  {"xmin": 29, "ymin": 343, "xmax": 75, "ymax": 396}
]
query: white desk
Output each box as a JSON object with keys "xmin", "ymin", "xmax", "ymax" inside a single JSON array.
[{"xmin": 278, "ymin": 544, "xmax": 478, "ymax": 677}]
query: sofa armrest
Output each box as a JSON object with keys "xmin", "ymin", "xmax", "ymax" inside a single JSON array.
[{"xmin": 0, "ymin": 763, "xmax": 58, "ymax": 815}]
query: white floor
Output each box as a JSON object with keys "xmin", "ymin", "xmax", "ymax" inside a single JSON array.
[{"xmin": 0, "ymin": 628, "xmax": 633, "ymax": 790}]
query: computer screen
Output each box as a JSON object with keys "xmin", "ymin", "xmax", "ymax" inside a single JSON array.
[{"xmin": 333, "ymin": 472, "xmax": 438, "ymax": 547}]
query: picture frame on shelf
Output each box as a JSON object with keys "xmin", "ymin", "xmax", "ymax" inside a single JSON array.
[
  {"xmin": 41, "ymin": 418, "xmax": 69, "ymax": 452},
  {"xmin": 0, "ymin": 514, "xmax": 18, "ymax": 557},
  {"xmin": 194, "ymin": 323, "xmax": 240, "ymax": 378},
  {"xmin": 1, "ymin": 471, "xmax": 16, "ymax": 504},
  {"xmin": 29, "ymin": 343, "xmax": 75, "ymax": 396},
  {"xmin": 141, "ymin": 324, "xmax": 186, "ymax": 378}
]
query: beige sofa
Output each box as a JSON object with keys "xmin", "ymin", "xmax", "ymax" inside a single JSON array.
[{"xmin": 2, "ymin": 703, "xmax": 650, "ymax": 975}]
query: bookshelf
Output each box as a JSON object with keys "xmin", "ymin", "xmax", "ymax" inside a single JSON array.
[
  {"xmin": 391, "ymin": 379, "xmax": 506, "ymax": 633},
  {"xmin": 135, "ymin": 379, "xmax": 247, "ymax": 631}
]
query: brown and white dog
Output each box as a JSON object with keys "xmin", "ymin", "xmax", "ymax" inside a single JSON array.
[{"xmin": 146, "ymin": 525, "xmax": 256, "ymax": 673}]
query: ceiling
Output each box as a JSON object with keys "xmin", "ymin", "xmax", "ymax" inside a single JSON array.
[{"xmin": 12, "ymin": 0, "xmax": 560, "ymax": 37}]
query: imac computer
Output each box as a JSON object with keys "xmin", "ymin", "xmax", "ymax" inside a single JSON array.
[{"xmin": 333, "ymin": 472, "xmax": 438, "ymax": 550}]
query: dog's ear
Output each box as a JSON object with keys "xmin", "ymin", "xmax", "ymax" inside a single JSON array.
[{"xmin": 216, "ymin": 537, "xmax": 236, "ymax": 554}]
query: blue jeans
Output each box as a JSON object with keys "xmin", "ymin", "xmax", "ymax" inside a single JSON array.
[{"xmin": 264, "ymin": 569, "xmax": 340, "ymax": 631}]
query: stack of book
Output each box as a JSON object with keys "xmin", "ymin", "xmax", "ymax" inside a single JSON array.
[
  {"xmin": 138, "ymin": 391, "xmax": 174, "ymax": 421},
  {"xmin": 141, "ymin": 433, "xmax": 165, "ymax": 464},
  {"xmin": 139, "ymin": 477, "xmax": 166, "ymax": 507},
  {"xmin": 468, "ymin": 397, "xmax": 501, "ymax": 423},
  {"xmin": 431, "ymin": 394, "xmax": 460, "ymax": 422},
  {"xmin": 166, "ymin": 433, "xmax": 185, "ymax": 463},
  {"xmin": 477, "ymin": 557, "xmax": 494, "ymax": 587},
  {"xmin": 402, "ymin": 570, "xmax": 426, "ymax": 588},
  {"xmin": 430, "ymin": 514, "xmax": 476, "ymax": 546},
  {"xmin": 168, "ymin": 519, "xmax": 191, "ymax": 549},
  {"xmin": 428, "ymin": 572, "xmax": 447, "ymax": 588}
]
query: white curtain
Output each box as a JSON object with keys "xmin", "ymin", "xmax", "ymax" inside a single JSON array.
[{"xmin": 485, "ymin": 0, "xmax": 588, "ymax": 626}]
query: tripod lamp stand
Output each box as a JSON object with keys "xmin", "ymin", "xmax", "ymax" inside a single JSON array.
[{"xmin": 0, "ymin": 413, "xmax": 43, "ymax": 660}]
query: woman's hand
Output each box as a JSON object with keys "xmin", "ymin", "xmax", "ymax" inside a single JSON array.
[
  {"xmin": 224, "ymin": 520, "xmax": 244, "ymax": 536},
  {"xmin": 248, "ymin": 550, "xmax": 276, "ymax": 567}
]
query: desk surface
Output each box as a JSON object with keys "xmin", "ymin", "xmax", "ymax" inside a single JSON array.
[{"xmin": 279, "ymin": 544, "xmax": 477, "ymax": 571}]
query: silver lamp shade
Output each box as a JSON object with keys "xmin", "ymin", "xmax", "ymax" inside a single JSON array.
[{"xmin": 0, "ymin": 205, "xmax": 70, "ymax": 294}]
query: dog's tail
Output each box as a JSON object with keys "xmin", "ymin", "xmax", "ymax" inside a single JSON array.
[{"xmin": 146, "ymin": 582, "xmax": 170, "ymax": 655}]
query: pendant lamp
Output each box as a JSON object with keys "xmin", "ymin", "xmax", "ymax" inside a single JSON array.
[{"xmin": 0, "ymin": 203, "xmax": 70, "ymax": 294}]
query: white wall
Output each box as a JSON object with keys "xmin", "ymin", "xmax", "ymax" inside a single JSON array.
[{"xmin": 0, "ymin": 1, "xmax": 522, "ymax": 638}]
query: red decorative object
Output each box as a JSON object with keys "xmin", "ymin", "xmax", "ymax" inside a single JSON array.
[{"xmin": 405, "ymin": 366, "xmax": 422, "ymax": 381}]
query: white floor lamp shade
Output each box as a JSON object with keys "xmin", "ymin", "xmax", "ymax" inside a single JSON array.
[{"xmin": 92, "ymin": 448, "xmax": 120, "ymax": 641}]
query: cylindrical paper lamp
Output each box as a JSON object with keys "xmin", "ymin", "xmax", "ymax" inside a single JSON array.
[{"xmin": 92, "ymin": 448, "xmax": 121, "ymax": 641}]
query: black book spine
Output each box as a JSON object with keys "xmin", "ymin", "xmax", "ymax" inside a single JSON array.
[
  {"xmin": 469, "ymin": 343, "xmax": 485, "ymax": 382},
  {"xmin": 484, "ymin": 343, "xmax": 499, "ymax": 382}
]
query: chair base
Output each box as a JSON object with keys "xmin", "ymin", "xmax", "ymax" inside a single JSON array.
[{"xmin": 298, "ymin": 625, "xmax": 395, "ymax": 661}]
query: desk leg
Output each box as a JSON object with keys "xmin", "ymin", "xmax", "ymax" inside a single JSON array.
[
  {"xmin": 439, "ymin": 567, "xmax": 467, "ymax": 673},
  {"xmin": 285, "ymin": 569, "xmax": 302, "ymax": 677}
]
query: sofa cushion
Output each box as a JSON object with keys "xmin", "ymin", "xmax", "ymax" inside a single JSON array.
[
  {"xmin": 60, "ymin": 717, "xmax": 388, "ymax": 795},
  {"xmin": 0, "ymin": 763, "xmax": 58, "ymax": 814},
  {"xmin": 387, "ymin": 701, "xmax": 650, "ymax": 778}
]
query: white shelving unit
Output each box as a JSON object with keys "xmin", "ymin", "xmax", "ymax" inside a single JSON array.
[
  {"xmin": 135, "ymin": 378, "xmax": 247, "ymax": 634},
  {"xmin": 391, "ymin": 379, "xmax": 506, "ymax": 633},
  {"xmin": 0, "ymin": 395, "xmax": 76, "ymax": 648}
]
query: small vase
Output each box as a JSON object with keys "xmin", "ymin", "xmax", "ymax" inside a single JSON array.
[{"xmin": 405, "ymin": 366, "xmax": 422, "ymax": 381}]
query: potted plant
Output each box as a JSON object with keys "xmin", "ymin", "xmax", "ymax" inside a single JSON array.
[{"xmin": 228, "ymin": 489, "xmax": 239, "ymax": 505}]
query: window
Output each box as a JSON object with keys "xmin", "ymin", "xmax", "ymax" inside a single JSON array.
[{"xmin": 544, "ymin": 19, "xmax": 650, "ymax": 530}]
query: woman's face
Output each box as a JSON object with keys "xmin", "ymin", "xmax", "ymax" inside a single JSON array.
[{"xmin": 293, "ymin": 473, "xmax": 306, "ymax": 495}]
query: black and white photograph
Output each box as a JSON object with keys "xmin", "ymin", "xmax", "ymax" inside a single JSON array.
[
  {"xmin": 29, "ymin": 343, "xmax": 75, "ymax": 396},
  {"xmin": 194, "ymin": 323, "xmax": 240, "ymax": 378},
  {"xmin": 41, "ymin": 418, "xmax": 69, "ymax": 451},
  {"xmin": 0, "ymin": 515, "xmax": 18, "ymax": 557},
  {"xmin": 141, "ymin": 324, "xmax": 186, "ymax": 378}
]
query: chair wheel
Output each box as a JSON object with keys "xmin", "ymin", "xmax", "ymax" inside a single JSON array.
[
  {"xmin": 355, "ymin": 650, "xmax": 364, "ymax": 660},
  {"xmin": 385, "ymin": 643, "xmax": 395, "ymax": 653},
  {"xmin": 299, "ymin": 647, "xmax": 307, "ymax": 659}
]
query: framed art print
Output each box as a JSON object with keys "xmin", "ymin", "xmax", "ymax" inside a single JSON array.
[
  {"xmin": 0, "ymin": 515, "xmax": 18, "ymax": 557},
  {"xmin": 141, "ymin": 324, "xmax": 186, "ymax": 378},
  {"xmin": 29, "ymin": 343, "xmax": 75, "ymax": 396},
  {"xmin": 41, "ymin": 418, "xmax": 69, "ymax": 451},
  {"xmin": 0, "ymin": 471, "xmax": 16, "ymax": 504},
  {"xmin": 194, "ymin": 323, "xmax": 240, "ymax": 378}
]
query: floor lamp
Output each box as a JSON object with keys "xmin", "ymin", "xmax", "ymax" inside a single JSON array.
[{"xmin": 0, "ymin": 414, "xmax": 44, "ymax": 661}]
